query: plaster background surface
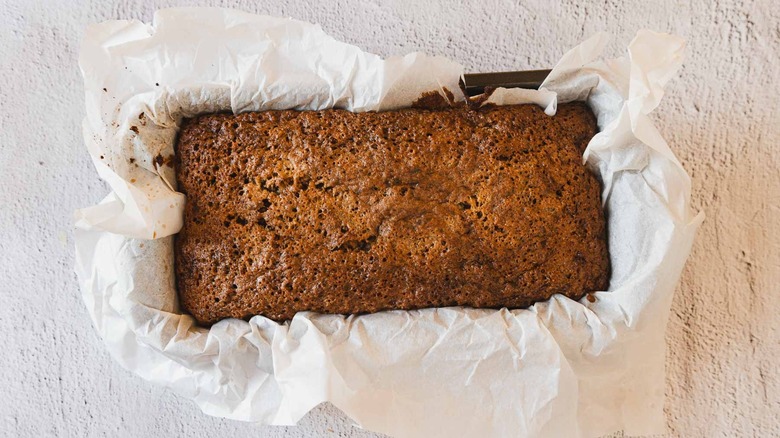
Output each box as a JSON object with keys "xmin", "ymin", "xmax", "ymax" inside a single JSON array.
[{"xmin": 1, "ymin": 0, "xmax": 777, "ymax": 436}]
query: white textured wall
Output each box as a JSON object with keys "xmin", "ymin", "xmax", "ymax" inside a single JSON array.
[{"xmin": 1, "ymin": 0, "xmax": 777, "ymax": 436}]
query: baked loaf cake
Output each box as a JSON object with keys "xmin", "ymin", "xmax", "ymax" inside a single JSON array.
[{"xmin": 174, "ymin": 102, "xmax": 609, "ymax": 324}]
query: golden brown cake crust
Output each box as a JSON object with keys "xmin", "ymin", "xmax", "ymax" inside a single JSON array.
[{"xmin": 174, "ymin": 103, "xmax": 609, "ymax": 324}]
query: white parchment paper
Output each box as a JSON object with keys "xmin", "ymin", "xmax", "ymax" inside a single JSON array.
[{"xmin": 74, "ymin": 8, "xmax": 703, "ymax": 438}]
